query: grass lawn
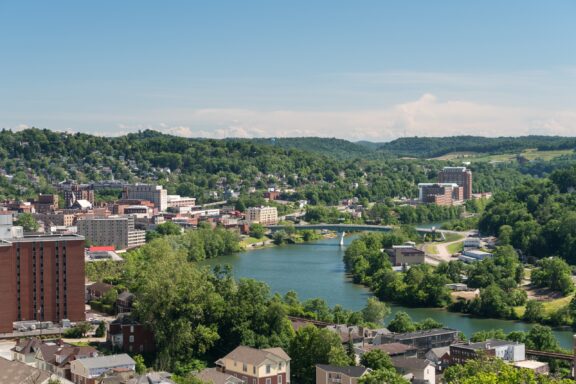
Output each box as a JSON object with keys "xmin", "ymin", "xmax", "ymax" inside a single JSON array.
[
  {"xmin": 240, "ymin": 236, "xmax": 265, "ymax": 247},
  {"xmin": 443, "ymin": 233, "xmax": 465, "ymax": 243},
  {"xmin": 514, "ymin": 293, "xmax": 574, "ymax": 319},
  {"xmin": 447, "ymin": 242, "xmax": 463, "ymax": 254},
  {"xmin": 425, "ymin": 244, "xmax": 439, "ymax": 254},
  {"xmin": 431, "ymin": 148, "xmax": 574, "ymax": 163}
]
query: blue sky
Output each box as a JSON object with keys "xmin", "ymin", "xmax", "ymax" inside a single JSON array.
[{"xmin": 1, "ymin": 1, "xmax": 575, "ymax": 140}]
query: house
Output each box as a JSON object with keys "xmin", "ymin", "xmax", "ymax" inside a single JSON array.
[
  {"xmin": 425, "ymin": 347, "xmax": 450, "ymax": 372},
  {"xmin": 70, "ymin": 353, "xmax": 136, "ymax": 384},
  {"xmin": 11, "ymin": 337, "xmax": 42, "ymax": 364},
  {"xmin": 0, "ymin": 357, "xmax": 65, "ymax": 384},
  {"xmin": 107, "ymin": 314, "xmax": 155, "ymax": 354},
  {"xmin": 450, "ymin": 340, "xmax": 525, "ymax": 365},
  {"xmin": 87, "ymin": 282, "xmax": 114, "ymax": 302},
  {"xmin": 513, "ymin": 360, "xmax": 549, "ymax": 375},
  {"xmin": 216, "ymin": 346, "xmax": 291, "ymax": 384},
  {"xmin": 35, "ymin": 341, "xmax": 99, "ymax": 380},
  {"xmin": 196, "ymin": 367, "xmax": 245, "ymax": 384},
  {"xmin": 375, "ymin": 328, "xmax": 460, "ymax": 354},
  {"xmin": 392, "ymin": 358, "xmax": 435, "ymax": 384},
  {"xmin": 325, "ymin": 325, "xmax": 364, "ymax": 346},
  {"xmin": 116, "ymin": 291, "xmax": 136, "ymax": 313},
  {"xmin": 386, "ymin": 246, "xmax": 426, "ymax": 266},
  {"xmin": 315, "ymin": 365, "xmax": 370, "ymax": 384}
]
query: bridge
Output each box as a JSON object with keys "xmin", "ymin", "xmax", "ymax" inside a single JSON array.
[
  {"xmin": 526, "ymin": 349, "xmax": 574, "ymax": 362},
  {"xmin": 266, "ymin": 223, "xmax": 445, "ymax": 245}
]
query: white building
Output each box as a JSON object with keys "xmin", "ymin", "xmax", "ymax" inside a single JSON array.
[
  {"xmin": 77, "ymin": 216, "xmax": 146, "ymax": 250},
  {"xmin": 247, "ymin": 206, "xmax": 278, "ymax": 225},
  {"xmin": 167, "ymin": 195, "xmax": 196, "ymax": 209},
  {"xmin": 459, "ymin": 249, "xmax": 493, "ymax": 263}
]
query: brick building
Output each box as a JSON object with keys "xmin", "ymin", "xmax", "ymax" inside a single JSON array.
[
  {"xmin": 0, "ymin": 233, "xmax": 85, "ymax": 333},
  {"xmin": 438, "ymin": 166, "xmax": 473, "ymax": 200},
  {"xmin": 108, "ymin": 315, "xmax": 155, "ymax": 354},
  {"xmin": 418, "ymin": 183, "xmax": 464, "ymax": 206}
]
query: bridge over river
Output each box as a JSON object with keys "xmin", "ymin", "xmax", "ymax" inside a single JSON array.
[{"xmin": 266, "ymin": 223, "xmax": 449, "ymax": 244}]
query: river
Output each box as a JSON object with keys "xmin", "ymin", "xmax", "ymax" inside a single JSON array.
[{"xmin": 201, "ymin": 235, "xmax": 574, "ymax": 349}]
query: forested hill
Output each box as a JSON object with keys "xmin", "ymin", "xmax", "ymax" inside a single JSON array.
[
  {"xmin": 244, "ymin": 137, "xmax": 376, "ymax": 159},
  {"xmin": 377, "ymin": 136, "xmax": 576, "ymax": 158}
]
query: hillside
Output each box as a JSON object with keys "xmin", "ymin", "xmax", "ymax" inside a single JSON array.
[
  {"xmin": 245, "ymin": 137, "xmax": 377, "ymax": 159},
  {"xmin": 377, "ymin": 136, "xmax": 576, "ymax": 158}
]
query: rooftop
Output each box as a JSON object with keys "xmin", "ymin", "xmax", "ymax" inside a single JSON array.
[
  {"xmin": 74, "ymin": 353, "xmax": 135, "ymax": 370},
  {"xmin": 392, "ymin": 357, "xmax": 433, "ymax": 370},
  {"xmin": 219, "ymin": 346, "xmax": 290, "ymax": 367},
  {"xmin": 390, "ymin": 328, "xmax": 459, "ymax": 340},
  {"xmin": 452, "ymin": 339, "xmax": 521, "ymax": 351},
  {"xmin": 0, "ymin": 357, "xmax": 51, "ymax": 384},
  {"xmin": 316, "ymin": 364, "xmax": 370, "ymax": 377}
]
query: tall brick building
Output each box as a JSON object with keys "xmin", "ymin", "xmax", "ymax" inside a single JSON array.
[
  {"xmin": 0, "ymin": 233, "xmax": 85, "ymax": 332},
  {"xmin": 438, "ymin": 166, "xmax": 473, "ymax": 200}
]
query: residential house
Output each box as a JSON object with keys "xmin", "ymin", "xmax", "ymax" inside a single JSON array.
[
  {"xmin": 315, "ymin": 365, "xmax": 370, "ymax": 384},
  {"xmin": 11, "ymin": 337, "xmax": 42, "ymax": 365},
  {"xmin": 70, "ymin": 354, "xmax": 136, "ymax": 384},
  {"xmin": 513, "ymin": 360, "xmax": 550, "ymax": 375},
  {"xmin": 108, "ymin": 314, "xmax": 155, "ymax": 354},
  {"xmin": 425, "ymin": 347, "xmax": 450, "ymax": 372},
  {"xmin": 196, "ymin": 367, "xmax": 245, "ymax": 384},
  {"xmin": 35, "ymin": 341, "xmax": 99, "ymax": 380},
  {"xmin": 116, "ymin": 291, "xmax": 136, "ymax": 314},
  {"xmin": 0, "ymin": 357, "xmax": 66, "ymax": 384},
  {"xmin": 392, "ymin": 358, "xmax": 435, "ymax": 384},
  {"xmin": 216, "ymin": 346, "xmax": 291, "ymax": 384},
  {"xmin": 87, "ymin": 282, "xmax": 114, "ymax": 302}
]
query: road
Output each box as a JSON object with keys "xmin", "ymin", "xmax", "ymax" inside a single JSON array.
[{"xmin": 424, "ymin": 230, "xmax": 473, "ymax": 265}]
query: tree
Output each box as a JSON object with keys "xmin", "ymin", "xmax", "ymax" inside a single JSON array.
[
  {"xmin": 15, "ymin": 213, "xmax": 39, "ymax": 232},
  {"xmin": 134, "ymin": 354, "xmax": 147, "ymax": 374},
  {"xmin": 523, "ymin": 300, "xmax": 545, "ymax": 323},
  {"xmin": 387, "ymin": 312, "xmax": 416, "ymax": 333},
  {"xmin": 328, "ymin": 345, "xmax": 353, "ymax": 367},
  {"xmin": 361, "ymin": 297, "xmax": 389, "ymax": 325},
  {"xmin": 95, "ymin": 322, "xmax": 106, "ymax": 337},
  {"xmin": 531, "ymin": 257, "xmax": 574, "ymax": 296},
  {"xmin": 360, "ymin": 349, "xmax": 392, "ymax": 370},
  {"xmin": 358, "ymin": 369, "xmax": 409, "ymax": 384},
  {"xmin": 250, "ymin": 224, "xmax": 266, "ymax": 239},
  {"xmin": 76, "ymin": 322, "xmax": 92, "ymax": 337},
  {"xmin": 155, "ymin": 221, "xmax": 183, "ymax": 236},
  {"xmin": 289, "ymin": 325, "xmax": 345, "ymax": 384}
]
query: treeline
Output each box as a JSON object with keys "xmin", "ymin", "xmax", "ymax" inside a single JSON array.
[
  {"xmin": 377, "ymin": 135, "xmax": 576, "ymax": 158},
  {"xmin": 478, "ymin": 166, "xmax": 576, "ymax": 263}
]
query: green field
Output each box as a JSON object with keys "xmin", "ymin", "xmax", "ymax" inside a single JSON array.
[{"xmin": 431, "ymin": 148, "xmax": 574, "ymax": 163}]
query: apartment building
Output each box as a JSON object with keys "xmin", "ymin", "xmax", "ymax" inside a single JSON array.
[
  {"xmin": 418, "ymin": 183, "xmax": 464, "ymax": 206},
  {"xmin": 247, "ymin": 206, "xmax": 278, "ymax": 225},
  {"xmin": 77, "ymin": 216, "xmax": 146, "ymax": 250},
  {"xmin": 0, "ymin": 231, "xmax": 85, "ymax": 333},
  {"xmin": 450, "ymin": 340, "xmax": 525, "ymax": 365},
  {"xmin": 122, "ymin": 184, "xmax": 168, "ymax": 211},
  {"xmin": 438, "ymin": 166, "xmax": 473, "ymax": 200}
]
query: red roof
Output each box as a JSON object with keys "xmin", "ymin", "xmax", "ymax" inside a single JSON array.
[{"xmin": 89, "ymin": 246, "xmax": 115, "ymax": 252}]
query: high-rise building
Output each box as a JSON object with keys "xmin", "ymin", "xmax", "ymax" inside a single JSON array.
[
  {"xmin": 77, "ymin": 216, "xmax": 146, "ymax": 250},
  {"xmin": 247, "ymin": 206, "xmax": 278, "ymax": 225},
  {"xmin": 438, "ymin": 167, "xmax": 473, "ymax": 200},
  {"xmin": 418, "ymin": 183, "xmax": 464, "ymax": 206},
  {"xmin": 122, "ymin": 184, "xmax": 168, "ymax": 211},
  {"xmin": 0, "ymin": 230, "xmax": 85, "ymax": 333}
]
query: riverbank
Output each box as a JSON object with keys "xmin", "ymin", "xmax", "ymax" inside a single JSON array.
[
  {"xmin": 201, "ymin": 234, "xmax": 575, "ymax": 349},
  {"xmin": 240, "ymin": 230, "xmax": 337, "ymax": 250}
]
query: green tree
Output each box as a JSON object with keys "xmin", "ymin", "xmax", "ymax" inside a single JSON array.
[
  {"xmin": 358, "ymin": 369, "xmax": 409, "ymax": 384},
  {"xmin": 250, "ymin": 224, "xmax": 266, "ymax": 239},
  {"xmin": 361, "ymin": 297, "xmax": 390, "ymax": 325},
  {"xmin": 360, "ymin": 349, "xmax": 392, "ymax": 370},
  {"xmin": 289, "ymin": 325, "xmax": 345, "ymax": 384},
  {"xmin": 156, "ymin": 221, "xmax": 183, "ymax": 236},
  {"xmin": 15, "ymin": 213, "xmax": 39, "ymax": 232},
  {"xmin": 523, "ymin": 300, "xmax": 545, "ymax": 323},
  {"xmin": 95, "ymin": 322, "xmax": 106, "ymax": 337},
  {"xmin": 387, "ymin": 312, "xmax": 416, "ymax": 333},
  {"xmin": 134, "ymin": 354, "xmax": 147, "ymax": 374},
  {"xmin": 328, "ymin": 345, "xmax": 353, "ymax": 367}
]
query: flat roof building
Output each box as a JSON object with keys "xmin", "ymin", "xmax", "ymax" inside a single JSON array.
[
  {"xmin": 438, "ymin": 166, "xmax": 473, "ymax": 200},
  {"xmin": 122, "ymin": 184, "xmax": 168, "ymax": 212},
  {"xmin": 77, "ymin": 216, "xmax": 146, "ymax": 250}
]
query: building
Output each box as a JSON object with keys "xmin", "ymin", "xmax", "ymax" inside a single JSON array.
[
  {"xmin": 0, "ymin": 357, "xmax": 59, "ymax": 384},
  {"xmin": 116, "ymin": 291, "xmax": 135, "ymax": 313},
  {"xmin": 196, "ymin": 367, "xmax": 245, "ymax": 384},
  {"xmin": 450, "ymin": 340, "xmax": 525, "ymax": 365},
  {"xmin": 62, "ymin": 184, "xmax": 95, "ymax": 208},
  {"xmin": 425, "ymin": 347, "xmax": 450, "ymax": 372},
  {"xmin": 215, "ymin": 345, "xmax": 291, "ymax": 384},
  {"xmin": 386, "ymin": 246, "xmax": 426, "ymax": 266},
  {"xmin": 35, "ymin": 341, "xmax": 99, "ymax": 380},
  {"xmin": 34, "ymin": 194, "xmax": 59, "ymax": 214},
  {"xmin": 438, "ymin": 166, "xmax": 473, "ymax": 200},
  {"xmin": 375, "ymin": 328, "xmax": 460, "ymax": 354},
  {"xmin": 107, "ymin": 314, "xmax": 155, "ymax": 354},
  {"xmin": 513, "ymin": 360, "xmax": 549, "ymax": 375},
  {"xmin": 77, "ymin": 216, "xmax": 146, "ymax": 250},
  {"xmin": 70, "ymin": 353, "xmax": 136, "ymax": 384},
  {"xmin": 247, "ymin": 206, "xmax": 278, "ymax": 225},
  {"xmin": 360, "ymin": 343, "xmax": 417, "ymax": 359},
  {"xmin": 315, "ymin": 365, "xmax": 370, "ymax": 384},
  {"xmin": 459, "ymin": 249, "xmax": 493, "ymax": 263},
  {"xmin": 418, "ymin": 183, "xmax": 464, "ymax": 206},
  {"xmin": 391, "ymin": 358, "xmax": 435, "ymax": 384},
  {"xmin": 166, "ymin": 195, "xmax": 196, "ymax": 209},
  {"xmin": 122, "ymin": 184, "xmax": 168, "ymax": 212},
  {"xmin": 12, "ymin": 337, "xmax": 42, "ymax": 364},
  {"xmin": 0, "ymin": 232, "xmax": 85, "ymax": 333},
  {"xmin": 35, "ymin": 213, "xmax": 76, "ymax": 228},
  {"xmin": 86, "ymin": 282, "xmax": 114, "ymax": 302},
  {"xmin": 0, "ymin": 212, "xmax": 23, "ymax": 239}
]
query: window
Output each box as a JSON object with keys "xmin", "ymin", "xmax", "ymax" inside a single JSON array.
[
  {"xmin": 266, "ymin": 379, "xmax": 271, "ymax": 384},
  {"xmin": 243, "ymin": 363, "xmax": 247, "ymax": 372},
  {"xmin": 253, "ymin": 379, "xmax": 256, "ymax": 384},
  {"xmin": 130, "ymin": 325, "xmax": 134, "ymax": 333},
  {"xmin": 253, "ymin": 366, "xmax": 256, "ymax": 374},
  {"xmin": 266, "ymin": 365, "xmax": 271, "ymax": 374},
  {"xmin": 129, "ymin": 335, "xmax": 134, "ymax": 343},
  {"xmin": 278, "ymin": 375, "xmax": 282, "ymax": 384}
]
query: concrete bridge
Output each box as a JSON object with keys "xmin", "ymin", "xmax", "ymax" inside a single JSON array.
[{"xmin": 266, "ymin": 223, "xmax": 445, "ymax": 245}]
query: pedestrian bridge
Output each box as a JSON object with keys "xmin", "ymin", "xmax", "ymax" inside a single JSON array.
[{"xmin": 265, "ymin": 223, "xmax": 445, "ymax": 245}]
